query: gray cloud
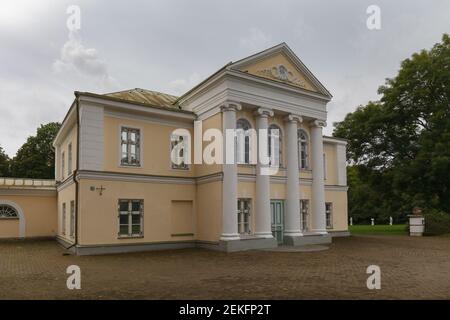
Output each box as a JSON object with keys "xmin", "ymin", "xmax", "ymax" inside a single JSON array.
[{"xmin": 0, "ymin": 0, "xmax": 449, "ymax": 156}]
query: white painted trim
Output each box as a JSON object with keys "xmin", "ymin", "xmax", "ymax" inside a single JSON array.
[
  {"xmin": 0, "ymin": 200, "xmax": 26, "ymax": 238},
  {"xmin": 118, "ymin": 124, "xmax": 144, "ymax": 169},
  {"xmin": 104, "ymin": 109, "xmax": 194, "ymax": 129}
]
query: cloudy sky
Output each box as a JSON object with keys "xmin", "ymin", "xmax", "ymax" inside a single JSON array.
[{"xmin": 1, "ymin": 0, "xmax": 449, "ymax": 156}]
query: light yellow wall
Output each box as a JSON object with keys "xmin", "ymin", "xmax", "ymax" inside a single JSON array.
[
  {"xmin": 0, "ymin": 194, "xmax": 57, "ymax": 237},
  {"xmin": 57, "ymin": 183, "xmax": 76, "ymax": 244},
  {"xmin": 103, "ymin": 116, "xmax": 195, "ymax": 177},
  {"xmin": 194, "ymin": 113, "xmax": 223, "ymax": 177},
  {"xmin": 238, "ymin": 52, "xmax": 318, "ymax": 92},
  {"xmin": 57, "ymin": 124, "xmax": 77, "ymax": 182},
  {"xmin": 324, "ymin": 143, "xmax": 337, "ymax": 185},
  {"xmin": 78, "ymin": 179, "xmax": 196, "ymax": 245},
  {"xmin": 325, "ymin": 190, "xmax": 348, "ymax": 232},
  {"xmin": 196, "ymin": 180, "xmax": 222, "ymax": 242},
  {"xmin": 0, "ymin": 219, "xmax": 19, "ymax": 238}
]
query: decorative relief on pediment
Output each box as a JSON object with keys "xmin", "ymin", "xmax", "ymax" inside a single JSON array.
[{"xmin": 255, "ymin": 64, "xmax": 307, "ymax": 88}]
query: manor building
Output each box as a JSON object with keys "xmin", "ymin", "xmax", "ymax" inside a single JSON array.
[{"xmin": 0, "ymin": 43, "xmax": 349, "ymax": 254}]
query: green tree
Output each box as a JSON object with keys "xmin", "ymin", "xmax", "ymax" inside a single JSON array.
[
  {"xmin": 10, "ymin": 122, "xmax": 61, "ymax": 179},
  {"xmin": 334, "ymin": 34, "xmax": 450, "ymax": 221},
  {"xmin": 0, "ymin": 146, "xmax": 10, "ymax": 176}
]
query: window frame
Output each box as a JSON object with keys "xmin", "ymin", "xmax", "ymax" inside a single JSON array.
[
  {"xmin": 300, "ymin": 199, "xmax": 309, "ymax": 232},
  {"xmin": 0, "ymin": 204, "xmax": 19, "ymax": 219},
  {"xmin": 62, "ymin": 202, "xmax": 66, "ymax": 236},
  {"xmin": 68, "ymin": 143, "xmax": 72, "ymax": 175},
  {"xmin": 298, "ymin": 129, "xmax": 309, "ymax": 170},
  {"xmin": 119, "ymin": 126, "xmax": 142, "ymax": 167},
  {"xmin": 61, "ymin": 151, "xmax": 65, "ymax": 180},
  {"xmin": 268, "ymin": 124, "xmax": 283, "ymax": 168},
  {"xmin": 170, "ymin": 133, "xmax": 190, "ymax": 170},
  {"xmin": 237, "ymin": 198, "xmax": 252, "ymax": 235},
  {"xmin": 236, "ymin": 118, "xmax": 252, "ymax": 165},
  {"xmin": 118, "ymin": 199, "xmax": 144, "ymax": 238},
  {"xmin": 325, "ymin": 202, "xmax": 333, "ymax": 229},
  {"xmin": 70, "ymin": 200, "xmax": 75, "ymax": 238}
]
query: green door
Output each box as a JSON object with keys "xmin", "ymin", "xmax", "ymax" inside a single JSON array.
[{"xmin": 270, "ymin": 200, "xmax": 284, "ymax": 244}]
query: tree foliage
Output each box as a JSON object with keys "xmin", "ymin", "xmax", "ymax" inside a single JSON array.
[
  {"xmin": 0, "ymin": 146, "xmax": 9, "ymax": 176},
  {"xmin": 334, "ymin": 34, "xmax": 450, "ymax": 222},
  {"xmin": 9, "ymin": 122, "xmax": 61, "ymax": 179}
]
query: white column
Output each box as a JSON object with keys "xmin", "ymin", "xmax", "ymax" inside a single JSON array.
[
  {"xmin": 220, "ymin": 102, "xmax": 241, "ymax": 241},
  {"xmin": 254, "ymin": 107, "xmax": 274, "ymax": 238},
  {"xmin": 284, "ymin": 114, "xmax": 303, "ymax": 237},
  {"xmin": 311, "ymin": 120, "xmax": 327, "ymax": 234}
]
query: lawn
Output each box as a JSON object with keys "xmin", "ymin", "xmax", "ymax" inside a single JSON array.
[{"xmin": 349, "ymin": 224, "xmax": 408, "ymax": 235}]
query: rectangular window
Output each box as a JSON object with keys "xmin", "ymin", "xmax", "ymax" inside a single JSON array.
[
  {"xmin": 237, "ymin": 199, "xmax": 251, "ymax": 235},
  {"xmin": 300, "ymin": 199, "xmax": 309, "ymax": 231},
  {"xmin": 326, "ymin": 202, "xmax": 333, "ymax": 229},
  {"xmin": 70, "ymin": 200, "xmax": 75, "ymax": 238},
  {"xmin": 121, "ymin": 127, "xmax": 141, "ymax": 166},
  {"xmin": 68, "ymin": 143, "xmax": 72, "ymax": 175},
  {"xmin": 62, "ymin": 202, "xmax": 66, "ymax": 235},
  {"xmin": 118, "ymin": 199, "xmax": 143, "ymax": 237},
  {"xmin": 61, "ymin": 151, "xmax": 65, "ymax": 180},
  {"xmin": 170, "ymin": 134, "xmax": 189, "ymax": 169}
]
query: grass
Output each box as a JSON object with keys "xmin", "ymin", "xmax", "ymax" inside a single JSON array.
[{"xmin": 349, "ymin": 224, "xmax": 408, "ymax": 235}]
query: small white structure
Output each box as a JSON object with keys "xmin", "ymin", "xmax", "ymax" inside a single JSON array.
[
  {"xmin": 389, "ymin": 216, "xmax": 393, "ymax": 226},
  {"xmin": 371, "ymin": 218, "xmax": 374, "ymax": 226},
  {"xmin": 350, "ymin": 217, "xmax": 353, "ymax": 226},
  {"xmin": 408, "ymin": 215, "xmax": 425, "ymax": 236}
]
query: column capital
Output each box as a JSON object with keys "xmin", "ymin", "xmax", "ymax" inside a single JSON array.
[
  {"xmin": 254, "ymin": 107, "xmax": 274, "ymax": 118},
  {"xmin": 311, "ymin": 119, "xmax": 327, "ymax": 128},
  {"xmin": 284, "ymin": 114, "xmax": 303, "ymax": 123},
  {"xmin": 220, "ymin": 101, "xmax": 242, "ymax": 113}
]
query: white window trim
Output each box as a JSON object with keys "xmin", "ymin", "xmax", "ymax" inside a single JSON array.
[
  {"xmin": 61, "ymin": 151, "xmax": 65, "ymax": 181},
  {"xmin": 236, "ymin": 118, "xmax": 254, "ymax": 165},
  {"xmin": 68, "ymin": 143, "xmax": 72, "ymax": 176},
  {"xmin": 118, "ymin": 125, "xmax": 144, "ymax": 168},
  {"xmin": 169, "ymin": 133, "xmax": 190, "ymax": 170},
  {"xmin": 268, "ymin": 123, "xmax": 283, "ymax": 168},
  {"xmin": 326, "ymin": 202, "xmax": 333, "ymax": 229},
  {"xmin": 237, "ymin": 198, "xmax": 252, "ymax": 235},
  {"xmin": 70, "ymin": 200, "xmax": 75, "ymax": 238},
  {"xmin": 298, "ymin": 129, "xmax": 309, "ymax": 170},
  {"xmin": 300, "ymin": 199, "xmax": 309, "ymax": 232},
  {"xmin": 118, "ymin": 199, "xmax": 144, "ymax": 238},
  {"xmin": 61, "ymin": 202, "xmax": 66, "ymax": 236}
]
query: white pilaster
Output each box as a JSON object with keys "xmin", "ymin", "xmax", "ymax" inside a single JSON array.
[
  {"xmin": 311, "ymin": 120, "xmax": 327, "ymax": 234},
  {"xmin": 284, "ymin": 114, "xmax": 303, "ymax": 237},
  {"xmin": 220, "ymin": 102, "xmax": 241, "ymax": 241},
  {"xmin": 254, "ymin": 107, "xmax": 274, "ymax": 238}
]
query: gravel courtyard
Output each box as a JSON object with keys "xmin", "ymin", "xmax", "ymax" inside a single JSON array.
[{"xmin": 1, "ymin": 235, "xmax": 450, "ymax": 299}]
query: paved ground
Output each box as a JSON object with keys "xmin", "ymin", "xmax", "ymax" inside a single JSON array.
[{"xmin": 1, "ymin": 235, "xmax": 450, "ymax": 299}]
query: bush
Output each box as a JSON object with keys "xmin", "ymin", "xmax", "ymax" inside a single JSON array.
[{"xmin": 424, "ymin": 210, "xmax": 450, "ymax": 236}]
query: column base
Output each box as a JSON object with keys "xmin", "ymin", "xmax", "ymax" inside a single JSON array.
[
  {"xmin": 253, "ymin": 232, "xmax": 274, "ymax": 239},
  {"xmin": 283, "ymin": 230, "xmax": 303, "ymax": 237},
  {"xmin": 219, "ymin": 237, "xmax": 278, "ymax": 252},
  {"xmin": 283, "ymin": 233, "xmax": 331, "ymax": 246},
  {"xmin": 220, "ymin": 233, "xmax": 241, "ymax": 241},
  {"xmin": 309, "ymin": 229, "xmax": 328, "ymax": 235}
]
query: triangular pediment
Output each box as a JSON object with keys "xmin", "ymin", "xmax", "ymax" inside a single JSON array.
[{"xmin": 229, "ymin": 43, "xmax": 331, "ymax": 98}]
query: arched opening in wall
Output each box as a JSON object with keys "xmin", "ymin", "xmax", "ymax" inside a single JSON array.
[{"xmin": 0, "ymin": 201, "xmax": 25, "ymax": 238}]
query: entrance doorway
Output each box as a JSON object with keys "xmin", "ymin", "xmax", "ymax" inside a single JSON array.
[{"xmin": 270, "ymin": 200, "xmax": 284, "ymax": 244}]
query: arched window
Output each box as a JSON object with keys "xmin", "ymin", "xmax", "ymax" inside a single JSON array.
[
  {"xmin": 268, "ymin": 124, "xmax": 282, "ymax": 167},
  {"xmin": 236, "ymin": 118, "xmax": 252, "ymax": 164},
  {"xmin": 0, "ymin": 204, "xmax": 18, "ymax": 218},
  {"xmin": 298, "ymin": 129, "xmax": 309, "ymax": 169}
]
